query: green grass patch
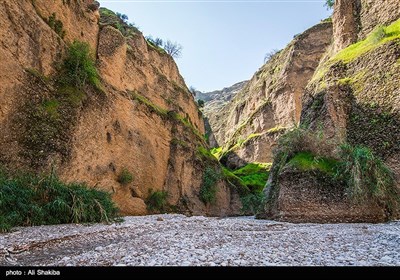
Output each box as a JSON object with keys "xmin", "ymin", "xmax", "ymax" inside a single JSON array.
[
  {"xmin": 146, "ymin": 39, "xmax": 167, "ymax": 55},
  {"xmin": 288, "ymin": 151, "xmax": 338, "ymax": 175},
  {"xmin": 58, "ymin": 85, "xmax": 87, "ymax": 107},
  {"xmin": 42, "ymin": 99, "xmax": 60, "ymax": 119},
  {"xmin": 310, "ymin": 19, "xmax": 400, "ymax": 85},
  {"xmin": 233, "ymin": 162, "xmax": 272, "ymax": 176},
  {"xmin": 170, "ymin": 138, "xmax": 188, "ymax": 148},
  {"xmin": 146, "ymin": 189, "xmax": 169, "ymax": 213},
  {"xmin": 25, "ymin": 68, "xmax": 50, "ymax": 84},
  {"xmin": 222, "ymin": 167, "xmax": 250, "ymax": 195},
  {"xmin": 271, "ymin": 127, "xmax": 399, "ymax": 213},
  {"xmin": 338, "ymin": 77, "xmax": 353, "ymax": 85},
  {"xmin": 130, "ymin": 91, "xmax": 168, "ymax": 116},
  {"xmin": 117, "ymin": 168, "xmax": 134, "ymax": 186},
  {"xmin": 172, "ymin": 114, "xmax": 204, "ymax": 140},
  {"xmin": 210, "ymin": 147, "xmax": 223, "ymax": 160},
  {"xmin": 321, "ymin": 17, "xmax": 332, "ymax": 23},
  {"xmin": 232, "ymin": 163, "xmax": 272, "ymax": 192},
  {"xmin": 0, "ymin": 170, "xmax": 120, "ymax": 232},
  {"xmin": 197, "ymin": 146, "xmax": 219, "ymax": 163},
  {"xmin": 333, "ymin": 19, "xmax": 400, "ymax": 64},
  {"xmin": 266, "ymin": 126, "xmax": 287, "ymax": 134}
]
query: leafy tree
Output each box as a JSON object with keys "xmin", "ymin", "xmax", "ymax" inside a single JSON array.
[
  {"xmin": 325, "ymin": 0, "xmax": 334, "ymax": 10},
  {"xmin": 164, "ymin": 40, "xmax": 182, "ymax": 58},
  {"xmin": 197, "ymin": 99, "xmax": 205, "ymax": 108},
  {"xmin": 116, "ymin": 12, "xmax": 129, "ymax": 22}
]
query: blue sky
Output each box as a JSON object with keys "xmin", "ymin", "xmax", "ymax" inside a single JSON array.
[{"xmin": 98, "ymin": 0, "xmax": 331, "ymax": 92}]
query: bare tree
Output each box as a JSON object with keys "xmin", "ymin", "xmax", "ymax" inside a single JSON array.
[
  {"xmin": 189, "ymin": 86, "xmax": 197, "ymax": 97},
  {"xmin": 154, "ymin": 37, "xmax": 163, "ymax": 47},
  {"xmin": 264, "ymin": 49, "xmax": 279, "ymax": 63},
  {"xmin": 164, "ymin": 40, "xmax": 182, "ymax": 58},
  {"xmin": 146, "ymin": 36, "xmax": 163, "ymax": 47}
]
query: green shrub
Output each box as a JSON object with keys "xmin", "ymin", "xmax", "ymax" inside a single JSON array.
[
  {"xmin": 47, "ymin": 13, "xmax": 66, "ymax": 38},
  {"xmin": 336, "ymin": 144, "xmax": 398, "ymax": 207},
  {"xmin": 146, "ymin": 190, "xmax": 169, "ymax": 213},
  {"xmin": 99, "ymin": 7, "xmax": 139, "ymax": 37},
  {"xmin": 0, "ymin": 170, "xmax": 119, "ymax": 232},
  {"xmin": 117, "ymin": 168, "xmax": 134, "ymax": 185},
  {"xmin": 197, "ymin": 99, "xmax": 205, "ymax": 108},
  {"xmin": 60, "ymin": 41, "xmax": 101, "ymax": 89},
  {"xmin": 200, "ymin": 167, "xmax": 221, "ymax": 204},
  {"xmin": 241, "ymin": 192, "xmax": 265, "ymax": 215}
]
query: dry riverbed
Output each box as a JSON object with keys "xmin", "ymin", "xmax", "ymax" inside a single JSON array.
[{"xmin": 1, "ymin": 215, "xmax": 399, "ymax": 266}]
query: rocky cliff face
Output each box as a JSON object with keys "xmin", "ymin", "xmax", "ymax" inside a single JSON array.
[
  {"xmin": 208, "ymin": 22, "xmax": 332, "ymax": 169},
  {"xmin": 262, "ymin": 0, "xmax": 400, "ymax": 222},
  {"xmin": 197, "ymin": 81, "xmax": 248, "ymax": 104},
  {"xmin": 0, "ymin": 0, "xmax": 240, "ymax": 216},
  {"xmin": 198, "ymin": 81, "xmax": 248, "ymax": 148}
]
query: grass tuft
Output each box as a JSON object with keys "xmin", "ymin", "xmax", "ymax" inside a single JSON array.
[
  {"xmin": 117, "ymin": 168, "xmax": 134, "ymax": 186},
  {"xmin": 146, "ymin": 189, "xmax": 169, "ymax": 213},
  {"xmin": 0, "ymin": 170, "xmax": 120, "ymax": 232},
  {"xmin": 288, "ymin": 152, "xmax": 338, "ymax": 175}
]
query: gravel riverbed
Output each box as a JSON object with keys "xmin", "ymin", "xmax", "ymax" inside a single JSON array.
[{"xmin": 1, "ymin": 214, "xmax": 399, "ymax": 266}]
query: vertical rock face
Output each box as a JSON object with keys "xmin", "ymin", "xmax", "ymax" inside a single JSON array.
[
  {"xmin": 0, "ymin": 1, "xmax": 241, "ymax": 216},
  {"xmin": 333, "ymin": 0, "xmax": 360, "ymax": 52},
  {"xmin": 262, "ymin": 1, "xmax": 400, "ymax": 222},
  {"xmin": 204, "ymin": 22, "xmax": 332, "ymax": 168},
  {"xmin": 0, "ymin": 0, "xmax": 99, "ymax": 167},
  {"xmin": 333, "ymin": 0, "xmax": 400, "ymax": 52}
]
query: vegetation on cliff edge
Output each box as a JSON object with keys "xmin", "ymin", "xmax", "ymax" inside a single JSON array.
[{"xmin": 266, "ymin": 128, "xmax": 399, "ymax": 215}]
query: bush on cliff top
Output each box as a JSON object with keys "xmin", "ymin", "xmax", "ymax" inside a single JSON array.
[{"xmin": 0, "ymin": 170, "xmax": 120, "ymax": 232}]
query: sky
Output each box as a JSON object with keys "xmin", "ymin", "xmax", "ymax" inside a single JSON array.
[{"xmin": 98, "ymin": 0, "xmax": 332, "ymax": 92}]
